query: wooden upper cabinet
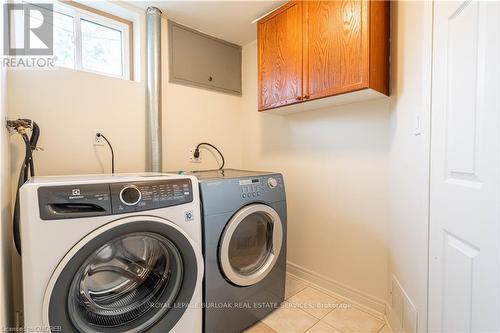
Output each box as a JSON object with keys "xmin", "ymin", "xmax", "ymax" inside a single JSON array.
[
  {"xmin": 304, "ymin": 0, "xmax": 368, "ymax": 99},
  {"xmin": 258, "ymin": 1, "xmax": 303, "ymax": 111},
  {"xmin": 257, "ymin": 0, "xmax": 390, "ymax": 113}
]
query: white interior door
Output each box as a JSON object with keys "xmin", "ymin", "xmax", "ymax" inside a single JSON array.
[{"xmin": 428, "ymin": 1, "xmax": 499, "ymax": 332}]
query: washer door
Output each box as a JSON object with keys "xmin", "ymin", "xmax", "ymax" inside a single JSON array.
[
  {"xmin": 219, "ymin": 204, "xmax": 283, "ymax": 286},
  {"xmin": 44, "ymin": 217, "xmax": 201, "ymax": 333}
]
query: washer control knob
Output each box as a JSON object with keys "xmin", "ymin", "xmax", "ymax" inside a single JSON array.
[
  {"xmin": 120, "ymin": 185, "xmax": 142, "ymax": 206},
  {"xmin": 267, "ymin": 177, "xmax": 278, "ymax": 189}
]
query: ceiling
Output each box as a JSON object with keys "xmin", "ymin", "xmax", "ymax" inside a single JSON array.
[{"xmin": 130, "ymin": 1, "xmax": 284, "ymax": 46}]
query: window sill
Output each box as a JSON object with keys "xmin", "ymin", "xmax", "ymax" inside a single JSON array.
[{"xmin": 52, "ymin": 65, "xmax": 137, "ymax": 82}]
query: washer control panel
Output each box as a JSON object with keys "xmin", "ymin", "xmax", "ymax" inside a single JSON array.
[
  {"xmin": 38, "ymin": 178, "xmax": 193, "ymax": 220},
  {"xmin": 110, "ymin": 179, "xmax": 193, "ymax": 214}
]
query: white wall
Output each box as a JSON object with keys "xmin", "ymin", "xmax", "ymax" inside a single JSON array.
[
  {"xmin": 387, "ymin": 1, "xmax": 433, "ymax": 332},
  {"xmin": 240, "ymin": 41, "xmax": 391, "ymax": 305},
  {"xmin": 7, "ymin": 69, "xmax": 147, "ymax": 175},
  {"xmin": 160, "ymin": 16, "xmax": 243, "ymax": 172}
]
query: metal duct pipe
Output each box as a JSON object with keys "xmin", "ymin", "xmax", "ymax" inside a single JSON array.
[{"xmin": 146, "ymin": 7, "xmax": 162, "ymax": 172}]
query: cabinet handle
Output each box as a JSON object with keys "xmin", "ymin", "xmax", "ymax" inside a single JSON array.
[{"xmin": 295, "ymin": 96, "xmax": 303, "ymax": 101}]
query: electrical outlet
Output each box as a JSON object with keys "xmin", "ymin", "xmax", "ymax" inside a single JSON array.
[
  {"xmin": 94, "ymin": 131, "xmax": 104, "ymax": 146},
  {"xmin": 188, "ymin": 147, "xmax": 201, "ymax": 163}
]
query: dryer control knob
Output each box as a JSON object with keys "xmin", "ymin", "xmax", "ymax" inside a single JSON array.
[
  {"xmin": 120, "ymin": 185, "xmax": 142, "ymax": 206},
  {"xmin": 267, "ymin": 177, "xmax": 278, "ymax": 189}
]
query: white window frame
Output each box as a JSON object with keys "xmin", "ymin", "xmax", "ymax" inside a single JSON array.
[{"xmin": 54, "ymin": 1, "xmax": 131, "ymax": 80}]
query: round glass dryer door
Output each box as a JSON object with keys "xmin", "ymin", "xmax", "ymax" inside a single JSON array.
[
  {"xmin": 45, "ymin": 219, "xmax": 199, "ymax": 333},
  {"xmin": 219, "ymin": 204, "xmax": 283, "ymax": 286}
]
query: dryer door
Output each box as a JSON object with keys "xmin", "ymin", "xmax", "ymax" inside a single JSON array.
[
  {"xmin": 219, "ymin": 204, "xmax": 283, "ymax": 286},
  {"xmin": 44, "ymin": 216, "xmax": 202, "ymax": 333}
]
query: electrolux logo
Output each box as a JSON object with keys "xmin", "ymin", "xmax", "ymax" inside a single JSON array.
[
  {"xmin": 3, "ymin": 3, "xmax": 55, "ymax": 68},
  {"xmin": 69, "ymin": 188, "xmax": 84, "ymax": 199}
]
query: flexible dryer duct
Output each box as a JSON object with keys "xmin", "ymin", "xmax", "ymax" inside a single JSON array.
[{"xmin": 146, "ymin": 7, "xmax": 162, "ymax": 172}]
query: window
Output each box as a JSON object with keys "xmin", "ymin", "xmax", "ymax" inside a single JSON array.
[{"xmin": 50, "ymin": 1, "xmax": 133, "ymax": 79}]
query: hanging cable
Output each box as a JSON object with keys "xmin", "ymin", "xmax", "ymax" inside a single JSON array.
[
  {"xmin": 96, "ymin": 133, "xmax": 115, "ymax": 174},
  {"xmin": 8, "ymin": 119, "xmax": 40, "ymax": 255},
  {"xmin": 194, "ymin": 142, "xmax": 225, "ymax": 170}
]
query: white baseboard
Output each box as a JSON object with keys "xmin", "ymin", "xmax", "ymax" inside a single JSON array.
[{"xmin": 286, "ymin": 261, "xmax": 387, "ymax": 319}]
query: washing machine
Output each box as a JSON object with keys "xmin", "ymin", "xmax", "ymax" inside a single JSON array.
[
  {"xmin": 19, "ymin": 173, "xmax": 204, "ymax": 333},
  {"xmin": 192, "ymin": 169, "xmax": 287, "ymax": 333}
]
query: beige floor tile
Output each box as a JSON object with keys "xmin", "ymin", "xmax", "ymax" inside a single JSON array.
[
  {"xmin": 306, "ymin": 321, "xmax": 342, "ymax": 333},
  {"xmin": 243, "ymin": 321, "xmax": 277, "ymax": 333},
  {"xmin": 288, "ymin": 287, "xmax": 341, "ymax": 319},
  {"xmin": 378, "ymin": 324, "xmax": 391, "ymax": 333},
  {"xmin": 262, "ymin": 301, "xmax": 318, "ymax": 333},
  {"xmin": 322, "ymin": 306, "xmax": 384, "ymax": 333},
  {"xmin": 285, "ymin": 274, "xmax": 309, "ymax": 299}
]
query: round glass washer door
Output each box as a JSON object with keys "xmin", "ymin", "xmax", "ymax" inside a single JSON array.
[
  {"xmin": 68, "ymin": 232, "xmax": 182, "ymax": 332},
  {"xmin": 219, "ymin": 204, "xmax": 283, "ymax": 286},
  {"xmin": 44, "ymin": 218, "xmax": 200, "ymax": 333}
]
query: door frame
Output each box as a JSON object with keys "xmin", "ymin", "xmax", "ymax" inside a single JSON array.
[{"xmin": 423, "ymin": 3, "xmax": 434, "ymax": 333}]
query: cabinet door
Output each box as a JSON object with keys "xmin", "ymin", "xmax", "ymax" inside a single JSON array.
[
  {"xmin": 168, "ymin": 21, "xmax": 242, "ymax": 95},
  {"xmin": 258, "ymin": 1, "xmax": 303, "ymax": 111},
  {"xmin": 304, "ymin": 0, "xmax": 369, "ymax": 100}
]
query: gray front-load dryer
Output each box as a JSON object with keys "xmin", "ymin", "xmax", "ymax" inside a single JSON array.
[{"xmin": 192, "ymin": 169, "xmax": 287, "ymax": 333}]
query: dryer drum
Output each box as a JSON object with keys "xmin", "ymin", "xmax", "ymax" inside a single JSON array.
[
  {"xmin": 228, "ymin": 212, "xmax": 273, "ymax": 275},
  {"xmin": 67, "ymin": 232, "xmax": 183, "ymax": 331},
  {"xmin": 219, "ymin": 204, "xmax": 283, "ymax": 287}
]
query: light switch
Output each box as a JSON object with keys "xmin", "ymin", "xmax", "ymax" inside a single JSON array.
[{"xmin": 414, "ymin": 113, "xmax": 422, "ymax": 136}]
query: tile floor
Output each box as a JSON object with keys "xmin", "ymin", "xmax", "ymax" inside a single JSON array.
[{"xmin": 243, "ymin": 274, "xmax": 390, "ymax": 333}]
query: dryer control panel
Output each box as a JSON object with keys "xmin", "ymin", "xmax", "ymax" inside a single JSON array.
[
  {"xmin": 238, "ymin": 176, "xmax": 283, "ymax": 200},
  {"xmin": 199, "ymin": 173, "xmax": 285, "ymax": 216},
  {"xmin": 38, "ymin": 179, "xmax": 193, "ymax": 220}
]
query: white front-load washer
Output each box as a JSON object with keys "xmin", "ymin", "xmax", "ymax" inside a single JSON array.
[{"xmin": 20, "ymin": 173, "xmax": 203, "ymax": 333}]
